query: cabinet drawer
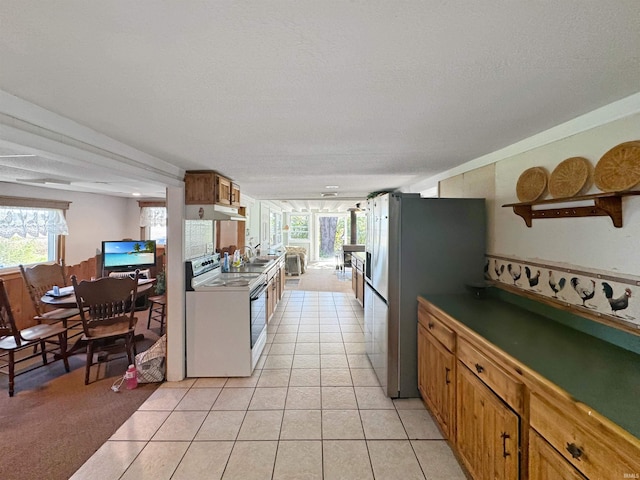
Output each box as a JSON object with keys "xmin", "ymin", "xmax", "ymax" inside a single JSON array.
[
  {"xmin": 530, "ymin": 392, "xmax": 640, "ymax": 480},
  {"xmin": 457, "ymin": 337, "xmax": 523, "ymax": 412},
  {"xmin": 418, "ymin": 305, "xmax": 455, "ymax": 352}
]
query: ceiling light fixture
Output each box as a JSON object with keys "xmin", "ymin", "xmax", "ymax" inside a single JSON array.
[
  {"xmin": 0, "ymin": 154, "xmax": 37, "ymax": 158},
  {"xmin": 132, "ymin": 192, "xmax": 141, "ymax": 197},
  {"xmin": 321, "ymin": 192, "xmax": 338, "ymax": 197},
  {"xmin": 325, "ymin": 185, "xmax": 339, "ymax": 189}
]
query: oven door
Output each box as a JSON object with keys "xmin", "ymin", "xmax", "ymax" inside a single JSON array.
[{"xmin": 249, "ymin": 283, "xmax": 268, "ymax": 348}]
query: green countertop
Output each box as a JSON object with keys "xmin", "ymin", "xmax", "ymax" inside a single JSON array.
[{"xmin": 422, "ymin": 292, "xmax": 640, "ymax": 439}]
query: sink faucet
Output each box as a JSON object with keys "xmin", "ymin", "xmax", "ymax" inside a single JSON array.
[{"xmin": 241, "ymin": 245, "xmax": 255, "ymax": 263}]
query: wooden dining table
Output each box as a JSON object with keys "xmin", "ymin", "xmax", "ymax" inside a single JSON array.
[
  {"xmin": 40, "ymin": 278, "xmax": 156, "ymax": 309},
  {"xmin": 40, "ymin": 278, "xmax": 156, "ymax": 356}
]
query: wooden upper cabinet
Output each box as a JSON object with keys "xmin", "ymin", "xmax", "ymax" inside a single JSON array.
[
  {"xmin": 184, "ymin": 171, "xmax": 240, "ymax": 206},
  {"xmin": 185, "ymin": 171, "xmax": 216, "ymax": 204},
  {"xmin": 215, "ymin": 175, "xmax": 232, "ymax": 206},
  {"xmin": 231, "ymin": 183, "xmax": 241, "ymax": 207}
]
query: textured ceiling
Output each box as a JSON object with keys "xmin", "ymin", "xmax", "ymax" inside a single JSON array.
[{"xmin": 1, "ymin": 1, "xmax": 639, "ymax": 209}]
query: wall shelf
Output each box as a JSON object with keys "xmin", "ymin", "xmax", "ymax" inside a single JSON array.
[{"xmin": 502, "ymin": 191, "xmax": 640, "ymax": 228}]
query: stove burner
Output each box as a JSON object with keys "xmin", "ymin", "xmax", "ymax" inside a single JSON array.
[{"xmin": 187, "ymin": 255, "xmax": 266, "ymax": 291}]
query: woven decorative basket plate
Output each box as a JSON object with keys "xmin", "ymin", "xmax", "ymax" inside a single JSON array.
[
  {"xmin": 594, "ymin": 141, "xmax": 640, "ymax": 192},
  {"xmin": 516, "ymin": 167, "xmax": 548, "ymax": 202},
  {"xmin": 548, "ymin": 157, "xmax": 592, "ymax": 198}
]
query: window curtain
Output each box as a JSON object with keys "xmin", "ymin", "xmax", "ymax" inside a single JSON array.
[
  {"xmin": 0, "ymin": 207, "xmax": 69, "ymax": 238},
  {"xmin": 140, "ymin": 206, "xmax": 167, "ymax": 227}
]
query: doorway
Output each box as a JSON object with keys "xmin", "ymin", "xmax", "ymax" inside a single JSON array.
[{"xmin": 316, "ymin": 213, "xmax": 348, "ymax": 264}]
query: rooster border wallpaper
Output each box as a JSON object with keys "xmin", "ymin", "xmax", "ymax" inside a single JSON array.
[{"xmin": 485, "ymin": 254, "xmax": 639, "ymax": 331}]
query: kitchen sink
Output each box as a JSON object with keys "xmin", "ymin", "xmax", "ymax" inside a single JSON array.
[
  {"xmin": 220, "ymin": 273, "xmax": 261, "ymax": 279},
  {"xmin": 248, "ymin": 257, "xmax": 272, "ymax": 265}
]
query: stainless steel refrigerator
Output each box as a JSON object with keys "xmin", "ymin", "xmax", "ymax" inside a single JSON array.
[{"xmin": 364, "ymin": 192, "xmax": 486, "ymax": 398}]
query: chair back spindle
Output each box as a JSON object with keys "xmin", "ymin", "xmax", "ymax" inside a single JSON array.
[
  {"xmin": 19, "ymin": 263, "xmax": 69, "ymax": 317},
  {"xmin": 19, "ymin": 263, "xmax": 81, "ymax": 330},
  {"xmin": 0, "ymin": 278, "xmax": 70, "ymax": 396},
  {"xmin": 71, "ymin": 273, "xmax": 138, "ymax": 338},
  {"xmin": 0, "ymin": 279, "xmax": 22, "ymax": 346}
]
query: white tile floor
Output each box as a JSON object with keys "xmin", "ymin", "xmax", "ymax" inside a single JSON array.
[{"xmin": 71, "ymin": 290, "xmax": 466, "ymax": 480}]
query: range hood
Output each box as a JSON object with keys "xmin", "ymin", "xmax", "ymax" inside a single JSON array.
[{"xmin": 185, "ymin": 204, "xmax": 246, "ymax": 221}]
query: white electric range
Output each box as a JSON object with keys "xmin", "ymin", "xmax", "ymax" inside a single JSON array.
[{"xmin": 185, "ymin": 254, "xmax": 268, "ymax": 377}]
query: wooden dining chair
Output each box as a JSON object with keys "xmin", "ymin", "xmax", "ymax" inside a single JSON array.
[
  {"xmin": 0, "ymin": 279, "xmax": 70, "ymax": 397},
  {"xmin": 71, "ymin": 273, "xmax": 139, "ymax": 385},
  {"xmin": 19, "ymin": 263, "xmax": 81, "ymax": 327}
]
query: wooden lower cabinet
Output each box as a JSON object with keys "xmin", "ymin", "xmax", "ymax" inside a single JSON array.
[
  {"xmin": 351, "ymin": 255, "xmax": 365, "ymax": 306},
  {"xmin": 266, "ymin": 277, "xmax": 276, "ymax": 322},
  {"xmin": 418, "ymin": 323, "xmax": 454, "ymax": 438},
  {"xmin": 352, "ymin": 263, "xmax": 357, "ymax": 294},
  {"xmin": 355, "ymin": 269, "xmax": 364, "ymax": 306},
  {"xmin": 417, "ymin": 323, "xmax": 428, "ymax": 396},
  {"xmin": 266, "ymin": 260, "xmax": 286, "ymax": 321},
  {"xmin": 529, "ymin": 390, "xmax": 640, "ymax": 479},
  {"xmin": 529, "ymin": 429, "xmax": 586, "ymax": 480},
  {"xmin": 265, "ymin": 260, "xmax": 285, "ymax": 322},
  {"xmin": 456, "ymin": 364, "xmax": 520, "ymax": 480},
  {"xmin": 278, "ymin": 261, "xmax": 285, "ymax": 301},
  {"xmin": 417, "ymin": 296, "xmax": 640, "ymax": 480}
]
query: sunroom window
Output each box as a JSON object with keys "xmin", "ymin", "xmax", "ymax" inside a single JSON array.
[{"xmin": 289, "ymin": 214, "xmax": 310, "ymax": 240}]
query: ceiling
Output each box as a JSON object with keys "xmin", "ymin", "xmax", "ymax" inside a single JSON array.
[{"xmin": 1, "ymin": 2, "xmax": 639, "ymax": 211}]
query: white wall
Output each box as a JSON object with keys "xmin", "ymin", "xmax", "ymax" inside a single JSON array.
[
  {"xmin": 493, "ymin": 113, "xmax": 640, "ymax": 274},
  {"xmin": 1, "ymin": 183, "xmax": 141, "ymax": 265},
  {"xmin": 440, "ymin": 113, "xmax": 640, "ymax": 276},
  {"xmin": 242, "ymin": 193, "xmax": 260, "ymax": 249},
  {"xmin": 259, "ymin": 200, "xmax": 284, "ymax": 253}
]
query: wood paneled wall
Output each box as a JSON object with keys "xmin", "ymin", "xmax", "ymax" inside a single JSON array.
[{"xmin": 1, "ymin": 246, "xmax": 165, "ymax": 330}]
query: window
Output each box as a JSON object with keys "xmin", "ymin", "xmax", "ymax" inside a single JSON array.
[
  {"xmin": 139, "ymin": 203, "xmax": 166, "ymax": 245},
  {"xmin": 0, "ymin": 197, "xmax": 70, "ymax": 269},
  {"xmin": 289, "ymin": 214, "xmax": 310, "ymax": 240},
  {"xmin": 270, "ymin": 211, "xmax": 282, "ymax": 247},
  {"xmin": 149, "ymin": 225, "xmax": 166, "ymax": 245},
  {"xmin": 353, "ymin": 213, "xmax": 367, "ymax": 244},
  {"xmin": 0, "ymin": 232, "xmax": 58, "ymax": 269}
]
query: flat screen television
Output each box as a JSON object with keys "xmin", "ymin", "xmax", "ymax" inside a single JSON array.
[{"xmin": 102, "ymin": 240, "xmax": 157, "ymax": 271}]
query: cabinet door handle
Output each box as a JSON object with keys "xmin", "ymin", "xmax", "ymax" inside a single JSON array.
[
  {"xmin": 566, "ymin": 443, "xmax": 583, "ymax": 460},
  {"xmin": 475, "ymin": 363, "xmax": 484, "ymax": 374},
  {"xmin": 427, "ymin": 322, "xmax": 434, "ymax": 330},
  {"xmin": 501, "ymin": 432, "xmax": 511, "ymax": 458},
  {"xmin": 445, "ymin": 367, "xmax": 451, "ymax": 385}
]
